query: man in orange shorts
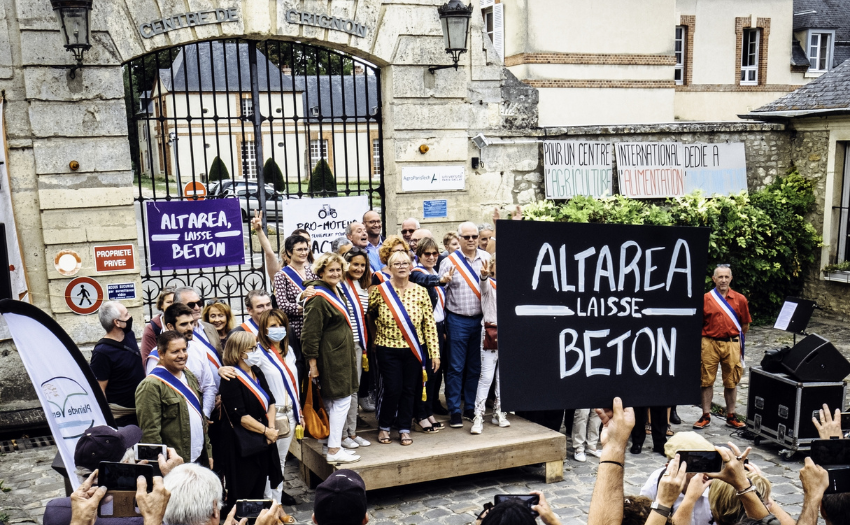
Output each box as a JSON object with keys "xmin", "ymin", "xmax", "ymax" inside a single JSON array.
[{"xmin": 693, "ymin": 264, "xmax": 750, "ymax": 430}]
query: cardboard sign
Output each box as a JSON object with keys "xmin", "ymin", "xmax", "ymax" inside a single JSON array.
[
  {"xmin": 683, "ymin": 143, "xmax": 748, "ymax": 196},
  {"xmin": 65, "ymin": 277, "xmax": 104, "ymax": 315},
  {"xmin": 144, "ymin": 198, "xmax": 245, "ymax": 271},
  {"xmin": 94, "ymin": 244, "xmax": 135, "ymax": 273},
  {"xmin": 543, "ymin": 141, "xmax": 613, "ymax": 199},
  {"xmin": 107, "ymin": 283, "xmax": 137, "ymax": 301},
  {"xmin": 280, "ymin": 195, "xmax": 369, "ymax": 255},
  {"xmin": 401, "ymin": 166, "xmax": 465, "ymax": 192},
  {"xmin": 496, "ymin": 221, "xmax": 709, "ymax": 410},
  {"xmin": 423, "ymin": 199, "xmax": 448, "ymax": 219}
]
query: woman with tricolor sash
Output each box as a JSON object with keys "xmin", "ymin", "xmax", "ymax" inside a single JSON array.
[
  {"xmin": 368, "ymin": 250, "xmax": 440, "ymax": 446},
  {"xmin": 409, "ymin": 236, "xmax": 453, "ymax": 431},
  {"xmin": 250, "ymin": 309, "xmax": 302, "ymax": 505},
  {"xmin": 339, "ymin": 247, "xmax": 373, "ymax": 450},
  {"xmin": 301, "ymin": 252, "xmax": 361, "ymax": 464},
  {"xmin": 218, "ymin": 331, "xmax": 283, "ymax": 509},
  {"xmin": 370, "ymin": 235, "xmax": 408, "ymax": 286}
]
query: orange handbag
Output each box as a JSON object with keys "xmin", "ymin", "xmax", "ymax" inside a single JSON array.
[{"xmin": 302, "ymin": 379, "xmax": 330, "ymax": 439}]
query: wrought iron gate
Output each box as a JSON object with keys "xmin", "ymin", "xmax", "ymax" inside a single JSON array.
[{"xmin": 124, "ymin": 39, "xmax": 385, "ymax": 320}]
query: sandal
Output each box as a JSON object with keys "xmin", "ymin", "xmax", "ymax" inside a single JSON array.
[
  {"xmin": 428, "ymin": 417, "xmax": 445, "ymax": 430},
  {"xmin": 400, "ymin": 432, "xmax": 413, "ymax": 446},
  {"xmin": 666, "ymin": 424, "xmax": 674, "ymax": 437},
  {"xmin": 415, "ymin": 420, "xmax": 439, "ymax": 433},
  {"xmin": 378, "ymin": 430, "xmax": 392, "ymax": 444}
]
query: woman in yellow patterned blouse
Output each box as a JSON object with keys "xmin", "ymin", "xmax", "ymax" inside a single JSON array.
[{"xmin": 368, "ymin": 250, "xmax": 440, "ymax": 446}]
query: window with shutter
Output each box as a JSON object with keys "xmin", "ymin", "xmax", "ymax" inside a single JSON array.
[{"xmin": 481, "ymin": 2, "xmax": 504, "ymax": 61}]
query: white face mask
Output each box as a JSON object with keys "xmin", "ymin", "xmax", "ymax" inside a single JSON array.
[
  {"xmin": 267, "ymin": 326, "xmax": 287, "ymax": 342},
  {"xmin": 244, "ymin": 351, "xmax": 262, "ymax": 367}
]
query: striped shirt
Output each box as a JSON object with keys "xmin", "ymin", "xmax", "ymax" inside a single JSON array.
[
  {"xmin": 438, "ymin": 249, "xmax": 490, "ymax": 317},
  {"xmin": 273, "ymin": 265, "xmax": 318, "ymax": 339},
  {"xmin": 342, "ymin": 280, "xmax": 369, "ymax": 348}
]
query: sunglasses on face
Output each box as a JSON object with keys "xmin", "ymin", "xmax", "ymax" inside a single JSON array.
[
  {"xmin": 422, "ymin": 252, "xmax": 439, "ymax": 257},
  {"xmin": 186, "ymin": 301, "xmax": 203, "ymax": 309},
  {"xmin": 401, "ymin": 229, "xmax": 416, "ymax": 234},
  {"xmin": 461, "ymin": 235, "xmax": 479, "ymax": 241}
]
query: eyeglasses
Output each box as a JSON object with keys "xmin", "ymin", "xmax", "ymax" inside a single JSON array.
[
  {"xmin": 401, "ymin": 229, "xmax": 416, "ymax": 235},
  {"xmin": 461, "ymin": 235, "xmax": 479, "ymax": 240},
  {"xmin": 365, "ymin": 219, "xmax": 382, "ymax": 225},
  {"xmin": 392, "ymin": 262, "xmax": 411, "ymax": 269},
  {"xmin": 185, "ymin": 301, "xmax": 203, "ymax": 309}
]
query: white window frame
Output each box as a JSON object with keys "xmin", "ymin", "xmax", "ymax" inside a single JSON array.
[
  {"xmin": 372, "ymin": 139, "xmax": 381, "ymax": 178},
  {"xmin": 836, "ymin": 146, "xmax": 850, "ymax": 264},
  {"xmin": 807, "ymin": 30, "xmax": 835, "ymax": 72},
  {"xmin": 310, "ymin": 139, "xmax": 328, "ymax": 171},
  {"xmin": 674, "ymin": 26, "xmax": 685, "ymax": 85},
  {"xmin": 481, "ymin": 1, "xmax": 504, "ymax": 61},
  {"xmin": 740, "ymin": 28, "xmax": 760, "ymax": 86},
  {"xmin": 241, "ymin": 97, "xmax": 254, "ymax": 118},
  {"xmin": 241, "ymin": 140, "xmax": 257, "ymax": 180}
]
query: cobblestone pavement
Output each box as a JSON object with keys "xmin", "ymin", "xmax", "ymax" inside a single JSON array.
[{"xmin": 2, "ymin": 310, "xmax": 848, "ymax": 525}]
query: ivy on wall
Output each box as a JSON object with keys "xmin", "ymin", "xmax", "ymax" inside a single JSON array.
[{"xmin": 523, "ymin": 172, "xmax": 821, "ymax": 322}]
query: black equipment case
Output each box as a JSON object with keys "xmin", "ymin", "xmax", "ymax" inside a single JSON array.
[{"xmin": 746, "ymin": 366, "xmax": 846, "ymax": 457}]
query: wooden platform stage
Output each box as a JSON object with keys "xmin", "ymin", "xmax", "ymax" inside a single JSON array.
[{"xmin": 289, "ymin": 412, "xmax": 567, "ymax": 491}]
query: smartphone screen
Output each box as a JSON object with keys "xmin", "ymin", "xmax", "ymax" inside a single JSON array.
[
  {"xmin": 493, "ymin": 495, "xmax": 540, "ymax": 517},
  {"xmin": 236, "ymin": 500, "xmax": 272, "ymax": 519},
  {"xmin": 825, "ymin": 466, "xmax": 850, "ymax": 494},
  {"xmin": 811, "ymin": 439, "xmax": 850, "ymax": 465},
  {"xmin": 135, "ymin": 444, "xmax": 166, "ymax": 462},
  {"xmin": 99, "ymin": 462, "xmax": 153, "ymax": 492},
  {"xmin": 676, "ymin": 450, "xmax": 723, "ymax": 472}
]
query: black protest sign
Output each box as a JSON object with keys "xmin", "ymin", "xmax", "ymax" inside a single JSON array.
[{"xmin": 496, "ymin": 221, "xmax": 709, "ymax": 410}]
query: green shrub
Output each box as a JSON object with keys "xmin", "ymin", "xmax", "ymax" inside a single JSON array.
[
  {"xmin": 263, "ymin": 158, "xmax": 285, "ymax": 192},
  {"xmin": 523, "ymin": 171, "xmax": 822, "ymax": 322},
  {"xmin": 308, "ymin": 159, "xmax": 337, "ymax": 196},
  {"xmin": 208, "ymin": 156, "xmax": 230, "ymax": 182}
]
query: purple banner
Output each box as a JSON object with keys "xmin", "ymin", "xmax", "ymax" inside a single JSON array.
[{"xmin": 144, "ymin": 199, "xmax": 245, "ymax": 271}]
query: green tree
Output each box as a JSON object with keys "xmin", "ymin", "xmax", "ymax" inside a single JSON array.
[
  {"xmin": 308, "ymin": 159, "xmax": 337, "ymax": 196},
  {"xmin": 208, "ymin": 156, "xmax": 230, "ymax": 183},
  {"xmin": 263, "ymin": 158, "xmax": 285, "ymax": 192}
]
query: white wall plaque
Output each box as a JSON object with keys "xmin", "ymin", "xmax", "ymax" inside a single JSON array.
[{"xmin": 401, "ymin": 166, "xmax": 465, "ymax": 192}]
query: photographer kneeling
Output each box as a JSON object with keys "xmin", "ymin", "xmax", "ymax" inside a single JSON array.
[{"xmin": 474, "ymin": 493, "xmax": 561, "ymax": 525}]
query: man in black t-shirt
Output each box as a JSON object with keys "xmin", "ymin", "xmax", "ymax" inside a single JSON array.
[{"xmin": 90, "ymin": 301, "xmax": 146, "ymax": 426}]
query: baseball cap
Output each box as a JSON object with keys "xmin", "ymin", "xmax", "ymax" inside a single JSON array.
[
  {"xmin": 74, "ymin": 425, "xmax": 143, "ymax": 471},
  {"xmin": 313, "ymin": 470, "xmax": 367, "ymax": 525},
  {"xmin": 664, "ymin": 431, "xmax": 714, "ymax": 459}
]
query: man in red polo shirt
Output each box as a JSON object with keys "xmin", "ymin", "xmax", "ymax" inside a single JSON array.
[{"xmin": 693, "ymin": 264, "xmax": 750, "ymax": 430}]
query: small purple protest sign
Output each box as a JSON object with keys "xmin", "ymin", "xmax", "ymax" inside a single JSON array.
[{"xmin": 144, "ymin": 199, "xmax": 245, "ymax": 271}]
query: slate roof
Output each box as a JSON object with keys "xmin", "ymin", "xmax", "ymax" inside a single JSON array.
[
  {"xmin": 157, "ymin": 42, "xmax": 379, "ymax": 120},
  {"xmin": 794, "ymin": 0, "xmax": 850, "ymax": 67},
  {"xmin": 791, "ymin": 39, "xmax": 811, "ymax": 67},
  {"xmin": 750, "ymin": 57, "xmax": 850, "ymax": 113}
]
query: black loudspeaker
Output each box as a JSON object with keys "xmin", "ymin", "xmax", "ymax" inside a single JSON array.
[
  {"xmin": 0, "ymin": 224, "xmax": 12, "ymax": 300},
  {"xmin": 781, "ymin": 334, "xmax": 850, "ymax": 382}
]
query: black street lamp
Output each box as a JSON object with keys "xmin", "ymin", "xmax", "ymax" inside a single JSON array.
[
  {"xmin": 429, "ymin": 0, "xmax": 473, "ymax": 73},
  {"xmin": 49, "ymin": 0, "xmax": 93, "ymax": 79}
]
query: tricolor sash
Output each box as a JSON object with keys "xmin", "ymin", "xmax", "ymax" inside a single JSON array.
[
  {"xmin": 258, "ymin": 343, "xmax": 300, "ymax": 422},
  {"xmin": 411, "ymin": 266, "xmax": 428, "ymax": 274},
  {"xmin": 488, "ymin": 278, "xmax": 496, "ymax": 291},
  {"xmin": 448, "ymin": 250, "xmax": 481, "ymax": 300},
  {"xmin": 710, "ymin": 288, "xmax": 746, "ymax": 360},
  {"xmin": 233, "ymin": 366, "xmax": 270, "ymax": 412},
  {"xmin": 240, "ymin": 318, "xmax": 259, "ymax": 334},
  {"xmin": 146, "ymin": 349, "xmax": 160, "ymax": 370},
  {"xmin": 194, "ymin": 327, "xmax": 222, "ymax": 369},
  {"xmin": 340, "ymin": 279, "xmax": 368, "ymax": 349},
  {"xmin": 281, "ymin": 265, "xmax": 306, "ymax": 291},
  {"xmin": 149, "ymin": 366, "xmax": 203, "ymax": 417},
  {"xmin": 377, "ymin": 281, "xmax": 426, "ymax": 369},
  {"xmin": 435, "ymin": 286, "xmax": 446, "ymax": 312},
  {"xmin": 372, "ymin": 271, "xmax": 391, "ymax": 284},
  {"xmin": 310, "ymin": 284, "xmax": 353, "ymax": 331}
]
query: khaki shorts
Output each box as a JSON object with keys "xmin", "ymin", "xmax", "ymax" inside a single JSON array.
[{"xmin": 700, "ymin": 337, "xmax": 743, "ymax": 388}]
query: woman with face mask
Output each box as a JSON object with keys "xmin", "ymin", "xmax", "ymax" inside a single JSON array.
[{"xmin": 242, "ymin": 309, "xmax": 302, "ymax": 505}]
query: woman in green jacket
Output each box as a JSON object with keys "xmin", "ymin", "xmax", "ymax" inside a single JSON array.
[{"xmin": 301, "ymin": 252, "xmax": 360, "ymax": 464}]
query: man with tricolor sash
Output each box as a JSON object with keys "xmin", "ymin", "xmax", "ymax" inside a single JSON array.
[
  {"xmin": 229, "ymin": 290, "xmax": 273, "ymax": 337},
  {"xmin": 136, "ymin": 331, "xmax": 212, "ymax": 466},
  {"xmin": 438, "ymin": 221, "xmax": 491, "ymax": 429},
  {"xmin": 693, "ymin": 264, "xmax": 751, "ymax": 430}
]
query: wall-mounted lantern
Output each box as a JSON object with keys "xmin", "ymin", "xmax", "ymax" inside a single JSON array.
[
  {"xmin": 429, "ymin": 0, "xmax": 473, "ymax": 73},
  {"xmin": 49, "ymin": 0, "xmax": 93, "ymax": 79}
]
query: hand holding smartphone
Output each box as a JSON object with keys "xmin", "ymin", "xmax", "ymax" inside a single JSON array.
[
  {"xmin": 236, "ymin": 499, "xmax": 273, "ymax": 523},
  {"xmin": 675, "ymin": 450, "xmax": 723, "ymax": 472},
  {"xmin": 493, "ymin": 494, "xmax": 540, "ymax": 517},
  {"xmin": 134, "ymin": 443, "xmax": 167, "ymax": 462},
  {"xmin": 97, "ymin": 462, "xmax": 154, "ymax": 518}
]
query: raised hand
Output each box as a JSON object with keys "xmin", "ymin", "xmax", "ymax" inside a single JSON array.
[
  {"xmin": 706, "ymin": 442, "xmax": 751, "ymax": 491},
  {"xmin": 480, "ymin": 261, "xmax": 491, "ymax": 279},
  {"xmin": 157, "ymin": 447, "xmax": 184, "ymax": 477},
  {"xmin": 251, "ymin": 210, "xmax": 263, "ymax": 232},
  {"xmin": 440, "ymin": 266, "xmax": 455, "ymax": 284},
  {"xmin": 812, "ymin": 404, "xmax": 843, "ymax": 439},
  {"xmin": 657, "ymin": 454, "xmax": 689, "ymax": 507},
  {"xmin": 69, "ymin": 471, "xmax": 107, "ymax": 525},
  {"xmin": 223, "ymin": 504, "xmax": 248, "ymax": 525},
  {"xmin": 595, "ymin": 397, "xmax": 635, "ymax": 451},
  {"xmin": 136, "ymin": 475, "xmax": 170, "ymax": 525}
]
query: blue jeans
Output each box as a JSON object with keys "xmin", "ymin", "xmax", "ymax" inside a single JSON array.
[{"xmin": 445, "ymin": 311, "xmax": 483, "ymax": 414}]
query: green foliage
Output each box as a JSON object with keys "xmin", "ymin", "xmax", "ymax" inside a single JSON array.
[
  {"xmin": 208, "ymin": 157, "xmax": 230, "ymax": 183},
  {"xmin": 823, "ymin": 261, "xmax": 850, "ymax": 273},
  {"xmin": 523, "ymin": 172, "xmax": 822, "ymax": 322},
  {"xmin": 263, "ymin": 158, "xmax": 285, "ymax": 192},
  {"xmin": 308, "ymin": 159, "xmax": 337, "ymax": 196}
]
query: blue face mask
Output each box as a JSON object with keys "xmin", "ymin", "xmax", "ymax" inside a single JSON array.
[{"xmin": 267, "ymin": 326, "xmax": 287, "ymax": 342}]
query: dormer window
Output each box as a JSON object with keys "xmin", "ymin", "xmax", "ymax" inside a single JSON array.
[{"xmin": 808, "ymin": 30, "xmax": 834, "ymax": 72}]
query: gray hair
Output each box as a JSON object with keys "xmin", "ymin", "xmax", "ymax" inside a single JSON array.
[
  {"xmin": 98, "ymin": 301, "xmax": 123, "ymax": 332},
  {"xmin": 345, "ymin": 222, "xmax": 362, "ymax": 236},
  {"xmin": 478, "ymin": 223, "xmax": 494, "ymax": 233},
  {"xmin": 173, "ymin": 286, "xmax": 199, "ymax": 304},
  {"xmin": 332, "ymin": 236, "xmax": 352, "ymax": 252},
  {"xmin": 163, "ymin": 464, "xmax": 222, "ymax": 525},
  {"xmin": 457, "ymin": 221, "xmax": 477, "ymax": 235},
  {"xmin": 402, "ymin": 218, "xmax": 420, "ymax": 229}
]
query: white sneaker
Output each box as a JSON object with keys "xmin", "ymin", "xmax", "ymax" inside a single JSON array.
[
  {"xmin": 353, "ymin": 436, "xmax": 371, "ymax": 447},
  {"xmin": 471, "ymin": 415, "xmax": 484, "ymax": 434},
  {"xmin": 341, "ymin": 437, "xmax": 359, "ymax": 449},
  {"xmin": 588, "ymin": 448, "xmax": 602, "ymax": 458},
  {"xmin": 491, "ymin": 411, "xmax": 510, "ymax": 427},
  {"xmin": 574, "ymin": 450, "xmax": 587, "ymax": 462},
  {"xmin": 327, "ymin": 450, "xmax": 360, "ymax": 463}
]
